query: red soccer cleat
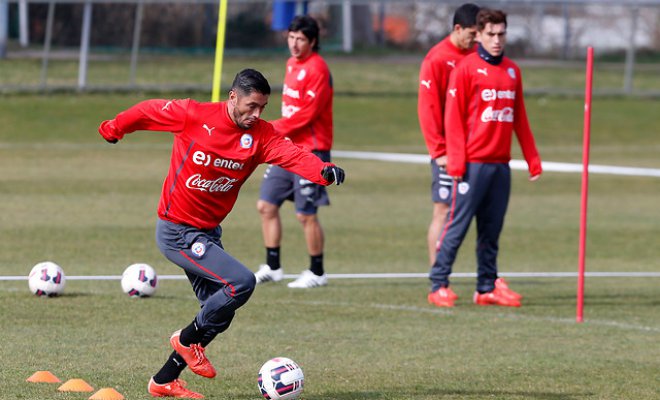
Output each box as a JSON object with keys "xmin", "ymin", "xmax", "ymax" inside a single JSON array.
[
  {"xmin": 495, "ymin": 278, "xmax": 523, "ymax": 301},
  {"xmin": 445, "ymin": 286, "xmax": 459, "ymax": 301},
  {"xmin": 170, "ymin": 330, "xmax": 217, "ymax": 379},
  {"xmin": 148, "ymin": 377, "xmax": 204, "ymax": 398},
  {"xmin": 428, "ymin": 287, "xmax": 456, "ymax": 307},
  {"xmin": 473, "ymin": 288, "xmax": 521, "ymax": 307}
]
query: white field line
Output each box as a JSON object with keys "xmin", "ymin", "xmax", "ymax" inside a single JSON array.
[
  {"xmin": 2, "ymin": 143, "xmax": 659, "ymax": 178},
  {"xmin": 333, "ymin": 150, "xmax": 660, "ymax": 178},
  {"xmin": 2, "ymin": 271, "xmax": 659, "ymax": 281},
  {"xmin": 284, "ymin": 299, "xmax": 660, "ymax": 333}
]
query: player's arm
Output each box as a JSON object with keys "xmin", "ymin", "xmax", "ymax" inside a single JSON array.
[
  {"xmin": 99, "ymin": 99, "xmax": 189, "ymax": 143},
  {"xmin": 444, "ymin": 67, "xmax": 470, "ymax": 179},
  {"xmin": 260, "ymin": 125, "xmax": 344, "ymax": 186},
  {"xmin": 271, "ymin": 69, "xmax": 331, "ymax": 137},
  {"xmin": 512, "ymin": 71, "xmax": 542, "ymax": 180},
  {"xmin": 418, "ymin": 57, "xmax": 448, "ymax": 161}
]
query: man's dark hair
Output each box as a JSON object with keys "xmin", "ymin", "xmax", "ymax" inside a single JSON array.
[
  {"xmin": 231, "ymin": 69, "xmax": 271, "ymax": 96},
  {"xmin": 288, "ymin": 15, "xmax": 320, "ymax": 51},
  {"xmin": 453, "ymin": 3, "xmax": 480, "ymax": 28},
  {"xmin": 476, "ymin": 8, "xmax": 507, "ymax": 31}
]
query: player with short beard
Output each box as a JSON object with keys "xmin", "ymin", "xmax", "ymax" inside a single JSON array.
[
  {"xmin": 99, "ymin": 69, "xmax": 345, "ymax": 398},
  {"xmin": 428, "ymin": 9, "xmax": 542, "ymax": 308},
  {"xmin": 418, "ymin": 3, "xmax": 480, "ymax": 302}
]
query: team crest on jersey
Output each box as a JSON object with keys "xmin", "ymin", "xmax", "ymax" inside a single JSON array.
[
  {"xmin": 508, "ymin": 68, "xmax": 516, "ymax": 80},
  {"xmin": 458, "ymin": 182, "xmax": 470, "ymax": 195},
  {"xmin": 191, "ymin": 242, "xmax": 206, "ymax": 258},
  {"xmin": 439, "ymin": 187, "xmax": 450, "ymax": 200},
  {"xmin": 240, "ymin": 133, "xmax": 253, "ymax": 149},
  {"xmin": 297, "ymin": 69, "xmax": 306, "ymax": 81}
]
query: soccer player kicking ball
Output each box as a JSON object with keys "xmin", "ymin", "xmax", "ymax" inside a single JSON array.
[
  {"xmin": 98, "ymin": 69, "xmax": 345, "ymax": 398},
  {"xmin": 428, "ymin": 9, "xmax": 542, "ymax": 308}
]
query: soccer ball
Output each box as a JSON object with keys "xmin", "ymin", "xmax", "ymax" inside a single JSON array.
[
  {"xmin": 258, "ymin": 357, "xmax": 304, "ymax": 400},
  {"xmin": 121, "ymin": 263, "xmax": 158, "ymax": 297},
  {"xmin": 28, "ymin": 261, "xmax": 66, "ymax": 297}
]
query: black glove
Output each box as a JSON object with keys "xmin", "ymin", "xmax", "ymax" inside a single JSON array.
[{"xmin": 321, "ymin": 165, "xmax": 345, "ymax": 186}]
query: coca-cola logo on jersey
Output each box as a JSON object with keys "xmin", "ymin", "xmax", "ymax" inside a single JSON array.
[
  {"xmin": 186, "ymin": 174, "xmax": 238, "ymax": 193},
  {"xmin": 282, "ymin": 103, "xmax": 301, "ymax": 118},
  {"xmin": 481, "ymin": 106, "xmax": 514, "ymax": 122}
]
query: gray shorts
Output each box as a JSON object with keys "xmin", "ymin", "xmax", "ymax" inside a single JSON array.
[
  {"xmin": 431, "ymin": 160, "xmax": 453, "ymax": 205},
  {"xmin": 259, "ymin": 150, "xmax": 331, "ymax": 215}
]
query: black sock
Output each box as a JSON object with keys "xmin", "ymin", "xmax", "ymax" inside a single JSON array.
[
  {"xmin": 179, "ymin": 320, "xmax": 207, "ymax": 346},
  {"xmin": 266, "ymin": 247, "xmax": 281, "ymax": 270},
  {"xmin": 153, "ymin": 351, "xmax": 186, "ymax": 384},
  {"xmin": 310, "ymin": 254, "xmax": 324, "ymax": 276}
]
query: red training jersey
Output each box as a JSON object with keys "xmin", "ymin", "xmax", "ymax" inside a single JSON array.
[
  {"xmin": 271, "ymin": 52, "xmax": 333, "ymax": 152},
  {"xmin": 444, "ymin": 53, "xmax": 542, "ymax": 178},
  {"xmin": 418, "ymin": 37, "xmax": 475, "ymax": 159},
  {"xmin": 102, "ymin": 99, "xmax": 333, "ymax": 230}
]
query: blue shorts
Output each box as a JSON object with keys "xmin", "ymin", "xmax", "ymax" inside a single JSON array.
[
  {"xmin": 259, "ymin": 150, "xmax": 331, "ymax": 215},
  {"xmin": 430, "ymin": 160, "xmax": 453, "ymax": 205}
]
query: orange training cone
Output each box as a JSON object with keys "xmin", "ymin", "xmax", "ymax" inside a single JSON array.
[
  {"xmin": 58, "ymin": 378, "xmax": 94, "ymax": 392},
  {"xmin": 26, "ymin": 370, "xmax": 61, "ymax": 383},
  {"xmin": 89, "ymin": 387, "xmax": 125, "ymax": 400}
]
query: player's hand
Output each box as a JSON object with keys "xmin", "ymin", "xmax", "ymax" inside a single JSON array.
[
  {"xmin": 434, "ymin": 156, "xmax": 447, "ymax": 167},
  {"xmin": 321, "ymin": 165, "xmax": 345, "ymax": 186},
  {"xmin": 98, "ymin": 119, "xmax": 122, "ymax": 144},
  {"xmin": 529, "ymin": 174, "xmax": 541, "ymax": 182}
]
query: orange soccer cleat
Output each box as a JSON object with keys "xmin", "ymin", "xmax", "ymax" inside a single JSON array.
[
  {"xmin": 473, "ymin": 287, "xmax": 521, "ymax": 307},
  {"xmin": 148, "ymin": 377, "xmax": 204, "ymax": 398},
  {"xmin": 170, "ymin": 330, "xmax": 217, "ymax": 379},
  {"xmin": 495, "ymin": 278, "xmax": 523, "ymax": 301},
  {"xmin": 428, "ymin": 287, "xmax": 457, "ymax": 307}
]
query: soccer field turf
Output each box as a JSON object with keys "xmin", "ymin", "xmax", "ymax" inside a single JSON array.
[{"xmin": 1, "ymin": 92, "xmax": 659, "ymax": 399}]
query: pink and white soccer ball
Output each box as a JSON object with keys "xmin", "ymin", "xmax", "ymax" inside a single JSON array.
[
  {"xmin": 121, "ymin": 263, "xmax": 158, "ymax": 297},
  {"xmin": 28, "ymin": 261, "xmax": 66, "ymax": 297},
  {"xmin": 258, "ymin": 357, "xmax": 304, "ymax": 400}
]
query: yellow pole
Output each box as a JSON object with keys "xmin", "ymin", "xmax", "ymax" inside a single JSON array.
[{"xmin": 211, "ymin": 0, "xmax": 228, "ymax": 102}]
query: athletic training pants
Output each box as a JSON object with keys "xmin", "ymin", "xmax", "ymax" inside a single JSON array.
[
  {"xmin": 429, "ymin": 163, "xmax": 511, "ymax": 293},
  {"xmin": 156, "ymin": 219, "xmax": 256, "ymax": 333}
]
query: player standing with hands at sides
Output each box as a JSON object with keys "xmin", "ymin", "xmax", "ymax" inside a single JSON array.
[
  {"xmin": 418, "ymin": 3, "xmax": 480, "ymax": 300},
  {"xmin": 254, "ymin": 15, "xmax": 335, "ymax": 289},
  {"xmin": 98, "ymin": 69, "xmax": 344, "ymax": 398},
  {"xmin": 427, "ymin": 9, "xmax": 542, "ymax": 308}
]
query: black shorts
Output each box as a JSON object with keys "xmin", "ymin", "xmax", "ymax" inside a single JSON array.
[
  {"xmin": 259, "ymin": 150, "xmax": 331, "ymax": 215},
  {"xmin": 431, "ymin": 159, "xmax": 453, "ymax": 204}
]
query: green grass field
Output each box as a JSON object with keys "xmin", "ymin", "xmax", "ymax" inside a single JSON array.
[
  {"xmin": 1, "ymin": 58, "xmax": 659, "ymax": 400},
  {"xmin": 2, "ymin": 53, "xmax": 660, "ymax": 96}
]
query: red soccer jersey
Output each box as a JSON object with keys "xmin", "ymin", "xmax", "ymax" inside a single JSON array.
[
  {"xmin": 271, "ymin": 52, "xmax": 333, "ymax": 152},
  {"xmin": 105, "ymin": 99, "xmax": 332, "ymax": 230},
  {"xmin": 418, "ymin": 37, "xmax": 475, "ymax": 159},
  {"xmin": 444, "ymin": 53, "xmax": 542, "ymax": 178}
]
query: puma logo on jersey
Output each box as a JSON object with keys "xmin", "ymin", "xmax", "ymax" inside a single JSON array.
[
  {"xmin": 446, "ymin": 60, "xmax": 456, "ymax": 68},
  {"xmin": 162, "ymin": 101, "xmax": 173, "ymax": 111},
  {"xmin": 477, "ymin": 68, "xmax": 488, "ymax": 76},
  {"xmin": 448, "ymin": 88, "xmax": 457, "ymax": 97},
  {"xmin": 202, "ymin": 124, "xmax": 215, "ymax": 136},
  {"xmin": 420, "ymin": 80, "xmax": 431, "ymax": 89}
]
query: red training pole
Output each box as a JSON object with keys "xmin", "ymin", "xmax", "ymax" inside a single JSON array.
[{"xmin": 577, "ymin": 47, "xmax": 594, "ymax": 323}]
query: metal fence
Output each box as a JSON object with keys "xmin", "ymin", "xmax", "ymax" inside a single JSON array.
[{"xmin": 1, "ymin": 0, "xmax": 659, "ymax": 94}]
